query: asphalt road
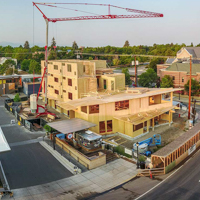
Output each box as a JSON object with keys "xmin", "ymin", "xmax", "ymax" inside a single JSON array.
[
  {"xmin": 139, "ymin": 150, "xmax": 200, "ymax": 200},
  {"xmin": 0, "ymin": 97, "xmax": 73, "ymax": 189}
]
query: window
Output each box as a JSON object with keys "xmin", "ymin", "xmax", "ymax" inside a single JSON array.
[
  {"xmin": 99, "ymin": 121, "xmax": 105, "ymax": 133},
  {"xmin": 75, "ymin": 86, "xmax": 77, "ymax": 90},
  {"xmin": 68, "ymin": 92, "xmax": 73, "ymax": 100},
  {"xmin": 149, "ymin": 95, "xmax": 161, "ymax": 105},
  {"xmin": 54, "ymin": 77, "xmax": 59, "ymax": 82},
  {"xmin": 83, "ymin": 65, "xmax": 86, "ymax": 73},
  {"xmin": 54, "ymin": 65, "xmax": 58, "ymax": 70},
  {"xmin": 51, "ymin": 86, "xmax": 54, "ymax": 88},
  {"xmin": 81, "ymin": 106, "xmax": 87, "ymax": 113},
  {"xmin": 173, "ymin": 76, "xmax": 175, "ymax": 80},
  {"xmin": 182, "ymin": 77, "xmax": 184, "ymax": 83},
  {"xmin": 62, "ymin": 63, "xmax": 65, "ymax": 66},
  {"xmin": 48, "ymin": 62, "xmax": 53, "ymax": 64},
  {"xmin": 115, "ymin": 100, "xmax": 129, "ymax": 111},
  {"xmin": 107, "ymin": 120, "xmax": 112, "ymax": 132},
  {"xmin": 63, "ymin": 77, "xmax": 66, "ymax": 80},
  {"xmin": 63, "ymin": 90, "xmax": 66, "ymax": 93},
  {"xmin": 111, "ymin": 81, "xmax": 114, "ymax": 90},
  {"xmin": 51, "ymin": 74, "xmax": 53, "ymax": 76},
  {"xmin": 89, "ymin": 105, "xmax": 99, "ymax": 114},
  {"xmin": 133, "ymin": 123, "xmax": 143, "ymax": 131},
  {"xmin": 55, "ymin": 89, "xmax": 59, "ymax": 95},
  {"xmin": 67, "ymin": 64, "xmax": 72, "ymax": 72},
  {"xmin": 68, "ymin": 78, "xmax": 72, "ymax": 86}
]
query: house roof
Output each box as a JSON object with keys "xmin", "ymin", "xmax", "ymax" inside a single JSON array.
[
  {"xmin": 166, "ymin": 58, "xmax": 176, "ymax": 64},
  {"xmin": 183, "ymin": 47, "xmax": 200, "ymax": 58},
  {"xmin": 166, "ymin": 63, "xmax": 200, "ymax": 75},
  {"xmin": 153, "ymin": 122, "xmax": 200, "ymax": 157}
]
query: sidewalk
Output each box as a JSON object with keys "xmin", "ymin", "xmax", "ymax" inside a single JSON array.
[{"xmin": 8, "ymin": 159, "xmax": 137, "ymax": 200}]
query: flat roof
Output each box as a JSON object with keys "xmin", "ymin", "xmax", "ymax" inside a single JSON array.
[
  {"xmin": 153, "ymin": 122, "xmax": 200, "ymax": 157},
  {"xmin": 47, "ymin": 118, "xmax": 96, "ymax": 134},
  {"xmin": 57, "ymin": 88, "xmax": 182, "ymax": 108},
  {"xmin": 78, "ymin": 130, "xmax": 102, "ymax": 141},
  {"xmin": 0, "ymin": 127, "xmax": 11, "ymax": 153}
]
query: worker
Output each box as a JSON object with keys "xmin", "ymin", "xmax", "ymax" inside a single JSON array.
[{"xmin": 9, "ymin": 191, "xmax": 13, "ymax": 198}]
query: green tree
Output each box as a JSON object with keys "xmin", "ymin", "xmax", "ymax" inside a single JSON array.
[
  {"xmin": 29, "ymin": 60, "xmax": 41, "ymax": 74},
  {"xmin": 184, "ymin": 79, "xmax": 200, "ymax": 96},
  {"xmin": 160, "ymin": 75, "xmax": 174, "ymax": 88},
  {"xmin": 122, "ymin": 68, "xmax": 132, "ymax": 85},
  {"xmin": 113, "ymin": 58, "xmax": 121, "ymax": 66},
  {"xmin": 21, "ymin": 59, "xmax": 31, "ymax": 71},
  {"xmin": 0, "ymin": 59, "xmax": 16, "ymax": 75},
  {"xmin": 13, "ymin": 93, "xmax": 21, "ymax": 102},
  {"xmin": 148, "ymin": 58, "xmax": 165, "ymax": 72},
  {"xmin": 123, "ymin": 40, "xmax": 130, "ymax": 47},
  {"xmin": 24, "ymin": 41, "xmax": 30, "ymax": 49},
  {"xmin": 50, "ymin": 37, "xmax": 56, "ymax": 50},
  {"xmin": 138, "ymin": 68, "xmax": 158, "ymax": 87},
  {"xmin": 72, "ymin": 41, "xmax": 78, "ymax": 49},
  {"xmin": 5, "ymin": 68, "xmax": 18, "ymax": 75}
]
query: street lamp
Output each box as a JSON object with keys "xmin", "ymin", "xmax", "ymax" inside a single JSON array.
[{"xmin": 136, "ymin": 142, "xmax": 139, "ymax": 169}]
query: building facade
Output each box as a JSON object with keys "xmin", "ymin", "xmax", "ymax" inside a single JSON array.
[
  {"xmin": 57, "ymin": 88, "xmax": 180, "ymax": 139},
  {"xmin": 41, "ymin": 60, "xmax": 125, "ymax": 110}
]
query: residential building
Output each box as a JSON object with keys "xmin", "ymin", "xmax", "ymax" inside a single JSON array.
[
  {"xmin": 177, "ymin": 47, "xmax": 200, "ymax": 60},
  {"xmin": 41, "ymin": 59, "xmax": 125, "ymax": 109},
  {"xmin": 56, "ymin": 87, "xmax": 180, "ymax": 139}
]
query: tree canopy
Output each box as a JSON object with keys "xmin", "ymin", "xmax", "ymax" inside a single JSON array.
[
  {"xmin": 0, "ymin": 59, "xmax": 16, "ymax": 75},
  {"xmin": 24, "ymin": 41, "xmax": 30, "ymax": 49},
  {"xmin": 123, "ymin": 40, "xmax": 130, "ymax": 47},
  {"xmin": 184, "ymin": 79, "xmax": 200, "ymax": 96},
  {"xmin": 50, "ymin": 37, "xmax": 56, "ymax": 50},
  {"xmin": 122, "ymin": 68, "xmax": 132, "ymax": 85},
  {"xmin": 72, "ymin": 41, "xmax": 78, "ymax": 49},
  {"xmin": 29, "ymin": 60, "xmax": 41, "ymax": 74},
  {"xmin": 138, "ymin": 68, "xmax": 158, "ymax": 87},
  {"xmin": 148, "ymin": 58, "xmax": 165, "ymax": 72},
  {"xmin": 160, "ymin": 75, "xmax": 174, "ymax": 88},
  {"xmin": 14, "ymin": 93, "xmax": 21, "ymax": 102}
]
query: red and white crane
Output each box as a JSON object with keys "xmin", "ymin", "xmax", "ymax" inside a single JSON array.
[{"xmin": 33, "ymin": 2, "xmax": 163, "ymax": 115}]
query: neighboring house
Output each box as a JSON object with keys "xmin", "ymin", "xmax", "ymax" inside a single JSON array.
[
  {"xmin": 158, "ymin": 63, "xmax": 200, "ymax": 91},
  {"xmin": 0, "ymin": 57, "xmax": 17, "ymax": 65},
  {"xmin": 41, "ymin": 59, "xmax": 125, "ymax": 109},
  {"xmin": 177, "ymin": 47, "xmax": 200, "ymax": 60},
  {"xmin": 56, "ymin": 87, "xmax": 180, "ymax": 138}
]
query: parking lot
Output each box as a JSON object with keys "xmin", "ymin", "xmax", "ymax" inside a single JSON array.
[{"xmin": 0, "ymin": 97, "xmax": 73, "ymax": 189}]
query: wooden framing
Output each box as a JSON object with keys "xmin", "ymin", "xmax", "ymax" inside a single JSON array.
[{"xmin": 152, "ymin": 124, "xmax": 200, "ymax": 174}]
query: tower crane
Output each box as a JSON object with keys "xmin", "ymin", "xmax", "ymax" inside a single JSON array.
[{"xmin": 33, "ymin": 2, "xmax": 163, "ymax": 116}]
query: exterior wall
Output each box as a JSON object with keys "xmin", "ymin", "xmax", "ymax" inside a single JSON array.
[
  {"xmin": 72, "ymin": 92, "xmax": 173, "ymax": 136},
  {"xmin": 99, "ymin": 74, "xmax": 125, "ymax": 91},
  {"xmin": 177, "ymin": 48, "xmax": 192, "ymax": 59},
  {"xmin": 157, "ymin": 64, "xmax": 170, "ymax": 77}
]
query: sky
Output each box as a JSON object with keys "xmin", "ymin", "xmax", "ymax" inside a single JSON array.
[{"xmin": 0, "ymin": 0, "xmax": 200, "ymax": 47}]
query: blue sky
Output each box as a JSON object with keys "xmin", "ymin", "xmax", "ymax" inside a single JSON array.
[{"xmin": 0, "ymin": 0, "xmax": 200, "ymax": 47}]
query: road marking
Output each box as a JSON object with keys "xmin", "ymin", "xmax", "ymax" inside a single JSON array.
[
  {"xmin": 135, "ymin": 166, "xmax": 184, "ymax": 200},
  {"xmin": 135, "ymin": 149, "xmax": 200, "ymax": 200}
]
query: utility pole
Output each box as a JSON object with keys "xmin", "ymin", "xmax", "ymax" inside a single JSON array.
[
  {"xmin": 135, "ymin": 56, "xmax": 137, "ymax": 87},
  {"xmin": 188, "ymin": 56, "xmax": 192, "ymax": 119}
]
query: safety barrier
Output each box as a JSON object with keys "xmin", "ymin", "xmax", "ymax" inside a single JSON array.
[{"xmin": 137, "ymin": 167, "xmax": 164, "ymax": 177}]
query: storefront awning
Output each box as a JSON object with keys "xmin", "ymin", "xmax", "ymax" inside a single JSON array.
[
  {"xmin": 47, "ymin": 118, "xmax": 96, "ymax": 134},
  {"xmin": 0, "ymin": 128, "xmax": 11, "ymax": 153}
]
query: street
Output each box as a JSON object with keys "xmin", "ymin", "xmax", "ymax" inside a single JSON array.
[{"xmin": 138, "ymin": 150, "xmax": 200, "ymax": 200}]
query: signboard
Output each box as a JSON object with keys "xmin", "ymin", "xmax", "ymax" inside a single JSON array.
[
  {"xmin": 125, "ymin": 148, "xmax": 132, "ymax": 156},
  {"xmin": 134, "ymin": 152, "xmax": 137, "ymax": 157},
  {"xmin": 67, "ymin": 133, "xmax": 73, "ymax": 140},
  {"xmin": 188, "ymin": 144, "xmax": 196, "ymax": 155}
]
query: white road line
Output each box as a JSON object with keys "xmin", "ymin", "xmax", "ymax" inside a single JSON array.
[
  {"xmin": 135, "ymin": 149, "xmax": 200, "ymax": 200},
  {"xmin": 134, "ymin": 165, "xmax": 184, "ymax": 200}
]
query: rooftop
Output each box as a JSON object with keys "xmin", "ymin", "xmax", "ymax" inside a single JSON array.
[
  {"xmin": 153, "ymin": 122, "xmax": 200, "ymax": 157},
  {"xmin": 165, "ymin": 63, "xmax": 200, "ymax": 75},
  {"xmin": 57, "ymin": 87, "xmax": 181, "ymax": 108}
]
